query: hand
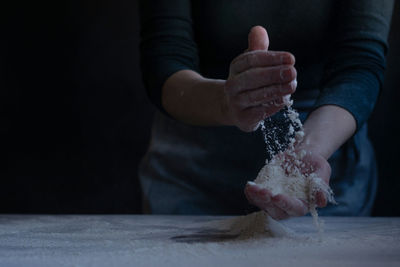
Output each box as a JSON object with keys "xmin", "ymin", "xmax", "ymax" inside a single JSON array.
[
  {"xmin": 223, "ymin": 26, "xmax": 297, "ymax": 132},
  {"xmin": 283, "ymin": 150, "xmax": 332, "ymax": 207},
  {"xmin": 244, "ymin": 150, "xmax": 331, "ymax": 220}
]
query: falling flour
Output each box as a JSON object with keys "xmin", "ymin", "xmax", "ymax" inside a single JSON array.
[{"xmin": 246, "ymin": 95, "xmax": 336, "ymax": 234}]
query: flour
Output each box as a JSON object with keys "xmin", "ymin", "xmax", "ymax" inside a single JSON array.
[
  {"xmin": 228, "ymin": 211, "xmax": 295, "ymax": 239},
  {"xmin": 199, "ymin": 210, "xmax": 295, "ymax": 239},
  {"xmin": 2, "ymin": 215, "xmax": 399, "ymax": 267},
  {"xmin": 249, "ymin": 95, "xmax": 336, "ymax": 233}
]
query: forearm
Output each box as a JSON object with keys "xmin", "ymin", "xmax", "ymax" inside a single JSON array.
[
  {"xmin": 300, "ymin": 105, "xmax": 356, "ymax": 160},
  {"xmin": 161, "ymin": 27, "xmax": 297, "ymax": 132},
  {"xmin": 162, "ymin": 69, "xmax": 230, "ymax": 126}
]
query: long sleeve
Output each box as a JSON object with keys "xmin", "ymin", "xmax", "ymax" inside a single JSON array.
[
  {"xmin": 139, "ymin": 0, "xmax": 199, "ymax": 113},
  {"xmin": 314, "ymin": 0, "xmax": 395, "ymax": 130}
]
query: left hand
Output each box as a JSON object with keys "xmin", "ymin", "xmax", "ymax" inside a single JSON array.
[
  {"xmin": 223, "ymin": 26, "xmax": 297, "ymax": 132},
  {"xmin": 244, "ymin": 150, "xmax": 331, "ymax": 220}
]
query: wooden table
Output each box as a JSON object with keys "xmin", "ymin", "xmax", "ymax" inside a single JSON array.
[{"xmin": 0, "ymin": 215, "xmax": 399, "ymax": 266}]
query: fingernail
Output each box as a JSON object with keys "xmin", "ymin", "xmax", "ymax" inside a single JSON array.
[
  {"xmin": 280, "ymin": 67, "xmax": 292, "ymax": 81},
  {"xmin": 280, "ymin": 53, "xmax": 294, "ymax": 64}
]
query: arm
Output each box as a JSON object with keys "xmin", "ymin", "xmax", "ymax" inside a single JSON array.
[
  {"xmin": 301, "ymin": 105, "xmax": 356, "ymax": 160},
  {"xmin": 141, "ymin": 0, "xmax": 295, "ymax": 130},
  {"xmin": 245, "ymin": 0, "xmax": 394, "ymax": 220},
  {"xmin": 158, "ymin": 26, "xmax": 298, "ymax": 132},
  {"xmin": 299, "ymin": 0, "xmax": 395, "ymax": 174},
  {"xmin": 162, "ymin": 58, "xmax": 296, "ymax": 133},
  {"xmin": 161, "ymin": 70, "xmax": 228, "ymax": 126}
]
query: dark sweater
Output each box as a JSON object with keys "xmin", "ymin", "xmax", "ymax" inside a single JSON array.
[{"xmin": 139, "ymin": 0, "xmax": 394, "ymax": 130}]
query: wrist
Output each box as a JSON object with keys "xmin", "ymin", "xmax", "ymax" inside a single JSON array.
[
  {"xmin": 297, "ymin": 105, "xmax": 356, "ymax": 160},
  {"xmin": 295, "ymin": 137, "xmax": 326, "ymax": 160},
  {"xmin": 162, "ymin": 70, "xmax": 233, "ymax": 127},
  {"xmin": 195, "ymin": 77, "xmax": 234, "ymax": 126}
]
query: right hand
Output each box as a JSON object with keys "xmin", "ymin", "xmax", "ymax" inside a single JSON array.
[
  {"xmin": 244, "ymin": 150, "xmax": 332, "ymax": 220},
  {"xmin": 223, "ymin": 26, "xmax": 297, "ymax": 132}
]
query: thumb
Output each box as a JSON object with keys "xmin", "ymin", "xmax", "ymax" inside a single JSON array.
[{"xmin": 248, "ymin": 26, "xmax": 269, "ymax": 51}]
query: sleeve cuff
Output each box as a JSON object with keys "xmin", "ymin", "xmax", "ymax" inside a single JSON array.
[{"xmin": 312, "ymin": 82, "xmax": 379, "ymax": 131}]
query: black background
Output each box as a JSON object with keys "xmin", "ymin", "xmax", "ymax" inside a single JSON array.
[{"xmin": 2, "ymin": 1, "xmax": 400, "ymax": 215}]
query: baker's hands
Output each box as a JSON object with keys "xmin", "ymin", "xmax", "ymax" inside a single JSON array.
[
  {"xmin": 244, "ymin": 150, "xmax": 331, "ymax": 220},
  {"xmin": 245, "ymin": 182, "xmax": 308, "ymax": 220},
  {"xmin": 223, "ymin": 26, "xmax": 297, "ymax": 132}
]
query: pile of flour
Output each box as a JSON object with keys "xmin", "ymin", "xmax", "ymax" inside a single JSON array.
[{"xmin": 228, "ymin": 211, "xmax": 294, "ymax": 239}]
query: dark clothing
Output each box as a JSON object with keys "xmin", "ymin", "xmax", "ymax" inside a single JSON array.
[
  {"xmin": 139, "ymin": 0, "xmax": 394, "ymax": 215},
  {"xmin": 140, "ymin": 111, "xmax": 377, "ymax": 215},
  {"xmin": 140, "ymin": 0, "xmax": 393, "ymax": 129}
]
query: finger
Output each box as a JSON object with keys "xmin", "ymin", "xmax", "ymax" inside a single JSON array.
[
  {"xmin": 272, "ymin": 194, "xmax": 308, "ymax": 216},
  {"xmin": 236, "ymin": 82, "xmax": 296, "ymax": 108},
  {"xmin": 238, "ymin": 104, "xmax": 283, "ymax": 132},
  {"xmin": 244, "ymin": 183, "xmax": 273, "ymax": 207},
  {"xmin": 228, "ymin": 65, "xmax": 297, "ymax": 94},
  {"xmin": 265, "ymin": 205, "xmax": 290, "ymax": 220},
  {"xmin": 230, "ymin": 51, "xmax": 295, "ymax": 75},
  {"xmin": 237, "ymin": 106, "xmax": 268, "ymax": 132},
  {"xmin": 316, "ymin": 191, "xmax": 327, "ymax": 207},
  {"xmin": 248, "ymin": 25, "xmax": 269, "ymax": 51},
  {"xmin": 245, "ymin": 183, "xmax": 291, "ymax": 220}
]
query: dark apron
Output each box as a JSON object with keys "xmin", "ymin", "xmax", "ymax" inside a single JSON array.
[{"xmin": 139, "ymin": 92, "xmax": 377, "ymax": 216}]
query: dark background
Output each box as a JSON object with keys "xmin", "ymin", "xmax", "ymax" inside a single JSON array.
[{"xmin": 2, "ymin": 1, "xmax": 400, "ymax": 215}]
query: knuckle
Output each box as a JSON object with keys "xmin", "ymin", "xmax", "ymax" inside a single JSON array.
[
  {"xmin": 263, "ymin": 87, "xmax": 274, "ymax": 99},
  {"xmin": 231, "ymin": 54, "xmax": 243, "ymax": 66},
  {"xmin": 240, "ymin": 70, "xmax": 249, "ymax": 86},
  {"xmin": 245, "ymin": 53, "xmax": 253, "ymax": 69},
  {"xmin": 230, "ymin": 54, "xmax": 245, "ymax": 73},
  {"xmin": 246, "ymin": 92, "xmax": 255, "ymax": 104}
]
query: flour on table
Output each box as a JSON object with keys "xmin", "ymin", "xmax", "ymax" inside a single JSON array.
[
  {"xmin": 198, "ymin": 210, "xmax": 295, "ymax": 240},
  {"xmin": 228, "ymin": 211, "xmax": 295, "ymax": 239}
]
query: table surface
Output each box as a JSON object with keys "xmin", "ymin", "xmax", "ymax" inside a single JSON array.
[{"xmin": 0, "ymin": 214, "xmax": 399, "ymax": 267}]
